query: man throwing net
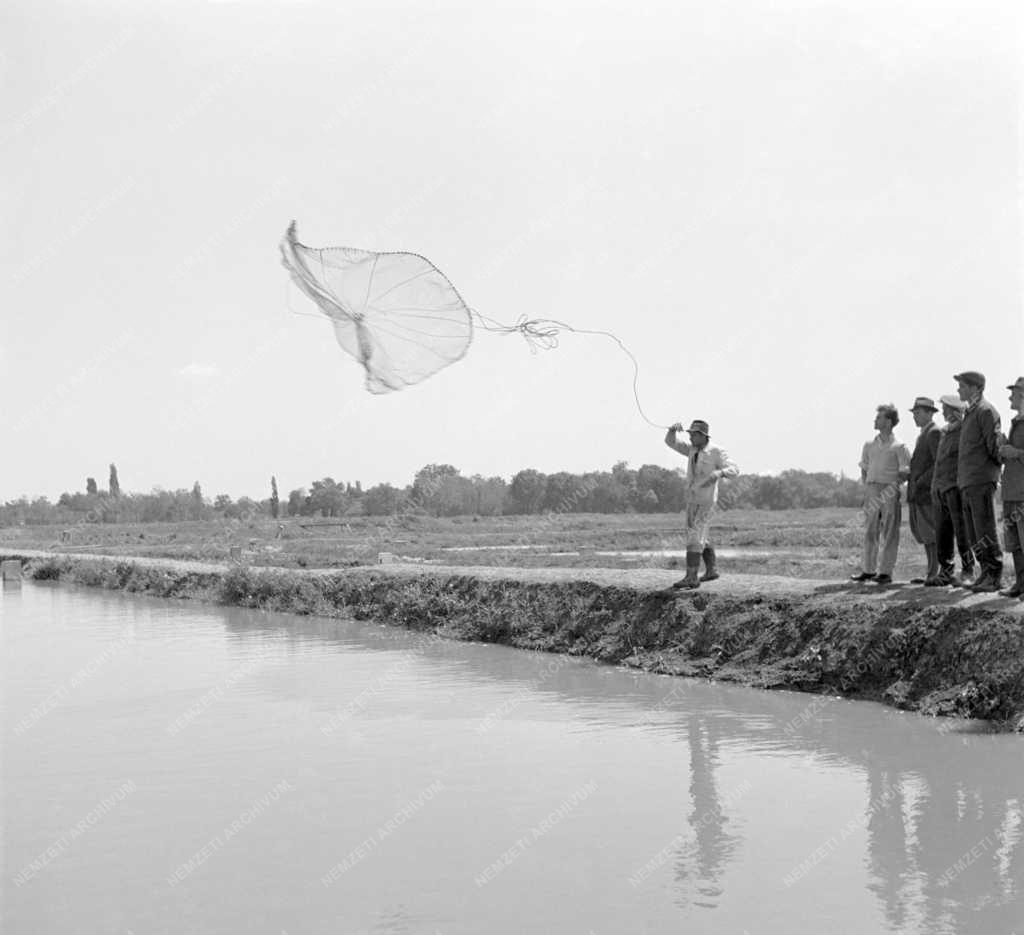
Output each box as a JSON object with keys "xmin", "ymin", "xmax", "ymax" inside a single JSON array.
[{"xmin": 664, "ymin": 420, "xmax": 739, "ymax": 589}]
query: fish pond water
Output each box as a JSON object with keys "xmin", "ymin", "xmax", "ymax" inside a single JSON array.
[{"xmin": 2, "ymin": 580, "xmax": 1022, "ymax": 934}]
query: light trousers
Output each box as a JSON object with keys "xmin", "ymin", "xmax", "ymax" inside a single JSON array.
[
  {"xmin": 684, "ymin": 502, "xmax": 714, "ymax": 550},
  {"xmin": 862, "ymin": 482, "xmax": 902, "ymax": 575}
]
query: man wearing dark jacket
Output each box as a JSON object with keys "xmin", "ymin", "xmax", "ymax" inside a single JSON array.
[
  {"xmin": 931, "ymin": 394, "xmax": 974, "ymax": 586},
  {"xmin": 955, "ymin": 371, "xmax": 1003, "ymax": 592},
  {"xmin": 998, "ymin": 376, "xmax": 1024, "ymax": 598},
  {"xmin": 907, "ymin": 397, "xmax": 942, "ymax": 584}
]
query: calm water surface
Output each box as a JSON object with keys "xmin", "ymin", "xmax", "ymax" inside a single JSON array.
[{"xmin": 2, "ymin": 581, "xmax": 1022, "ymax": 934}]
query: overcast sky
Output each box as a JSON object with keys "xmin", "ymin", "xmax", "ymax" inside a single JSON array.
[{"xmin": 2, "ymin": 0, "xmax": 1021, "ymax": 501}]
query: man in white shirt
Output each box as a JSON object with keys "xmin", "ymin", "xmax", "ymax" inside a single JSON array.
[
  {"xmin": 850, "ymin": 404, "xmax": 912, "ymax": 585},
  {"xmin": 664, "ymin": 419, "xmax": 739, "ymax": 589}
]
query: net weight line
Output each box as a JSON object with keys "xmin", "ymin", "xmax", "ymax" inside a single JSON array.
[{"xmin": 471, "ymin": 310, "xmax": 667, "ymax": 429}]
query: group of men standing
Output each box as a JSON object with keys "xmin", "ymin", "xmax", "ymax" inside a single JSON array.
[
  {"xmin": 851, "ymin": 371, "xmax": 1024, "ymax": 596},
  {"xmin": 660, "ymin": 370, "xmax": 1023, "ymax": 596}
]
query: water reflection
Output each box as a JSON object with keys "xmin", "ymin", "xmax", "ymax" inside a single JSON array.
[
  {"xmin": 219, "ymin": 599, "xmax": 1024, "ymax": 932},
  {"xmin": 674, "ymin": 714, "xmax": 742, "ymax": 909},
  {"xmin": 863, "ymin": 758, "xmax": 1023, "ymax": 935},
  {"xmin": 217, "ymin": 601, "xmax": 1024, "ymax": 932},
  {"xmin": 5, "ymin": 584, "xmax": 1022, "ymax": 934}
]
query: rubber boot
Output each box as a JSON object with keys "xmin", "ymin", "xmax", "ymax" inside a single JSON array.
[
  {"xmin": 700, "ymin": 545, "xmax": 719, "ymax": 582},
  {"xmin": 672, "ymin": 551, "xmax": 703, "ymax": 589},
  {"xmin": 999, "ymin": 551, "xmax": 1024, "ymax": 598}
]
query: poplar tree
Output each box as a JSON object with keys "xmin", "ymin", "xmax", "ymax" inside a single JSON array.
[{"xmin": 191, "ymin": 481, "xmax": 204, "ymax": 520}]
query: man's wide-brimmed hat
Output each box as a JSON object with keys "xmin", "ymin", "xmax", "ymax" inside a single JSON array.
[
  {"xmin": 909, "ymin": 396, "xmax": 937, "ymax": 412},
  {"xmin": 1007, "ymin": 376, "xmax": 1024, "ymax": 392},
  {"xmin": 939, "ymin": 393, "xmax": 967, "ymax": 411},
  {"xmin": 954, "ymin": 370, "xmax": 986, "ymax": 390},
  {"xmin": 686, "ymin": 419, "xmax": 710, "ymax": 436}
]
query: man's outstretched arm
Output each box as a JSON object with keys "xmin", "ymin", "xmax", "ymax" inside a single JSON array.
[{"xmin": 664, "ymin": 423, "xmax": 691, "ymax": 455}]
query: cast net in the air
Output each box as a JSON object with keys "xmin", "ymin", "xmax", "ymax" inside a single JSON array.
[{"xmin": 280, "ymin": 221, "xmax": 664, "ymax": 427}]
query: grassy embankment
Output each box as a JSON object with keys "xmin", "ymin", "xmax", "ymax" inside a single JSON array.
[{"xmin": 9, "ymin": 548, "xmax": 1024, "ymax": 731}]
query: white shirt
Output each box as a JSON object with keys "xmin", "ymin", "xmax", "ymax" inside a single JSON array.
[
  {"xmin": 664, "ymin": 431, "xmax": 739, "ymax": 505},
  {"xmin": 859, "ymin": 434, "xmax": 911, "ymax": 485}
]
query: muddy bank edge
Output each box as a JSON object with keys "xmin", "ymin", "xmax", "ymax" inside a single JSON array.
[{"xmin": 7, "ymin": 551, "xmax": 1024, "ymax": 730}]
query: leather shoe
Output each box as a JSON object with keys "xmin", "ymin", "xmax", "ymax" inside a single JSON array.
[
  {"xmin": 850, "ymin": 572, "xmax": 876, "ymax": 582},
  {"xmin": 923, "ymin": 576, "xmax": 945, "ymax": 587},
  {"xmin": 970, "ymin": 574, "xmax": 999, "ymax": 593},
  {"xmin": 910, "ymin": 577, "xmax": 926, "ymax": 584},
  {"xmin": 874, "ymin": 574, "xmax": 893, "ymax": 585}
]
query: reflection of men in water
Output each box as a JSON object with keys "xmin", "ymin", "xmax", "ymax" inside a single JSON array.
[
  {"xmin": 864, "ymin": 759, "xmax": 915, "ymax": 932},
  {"xmin": 664, "ymin": 420, "xmax": 739, "ymax": 589},
  {"xmin": 861, "ymin": 729, "xmax": 1024, "ymax": 934},
  {"xmin": 672, "ymin": 714, "xmax": 740, "ymax": 908}
]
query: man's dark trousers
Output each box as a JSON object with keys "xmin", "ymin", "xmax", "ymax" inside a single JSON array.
[
  {"xmin": 934, "ymin": 487, "xmax": 974, "ymax": 574},
  {"xmin": 961, "ymin": 482, "xmax": 1002, "ymax": 576}
]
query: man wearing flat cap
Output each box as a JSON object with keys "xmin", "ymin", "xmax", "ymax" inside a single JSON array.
[
  {"xmin": 664, "ymin": 419, "xmax": 739, "ymax": 588},
  {"xmin": 954, "ymin": 371, "xmax": 1003, "ymax": 591},
  {"xmin": 907, "ymin": 397, "xmax": 942, "ymax": 584},
  {"xmin": 931, "ymin": 394, "xmax": 974, "ymax": 586},
  {"xmin": 850, "ymin": 404, "xmax": 911, "ymax": 585},
  {"xmin": 997, "ymin": 377, "xmax": 1024, "ymax": 598}
]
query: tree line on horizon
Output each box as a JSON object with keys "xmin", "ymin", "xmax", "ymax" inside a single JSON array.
[{"xmin": 1, "ymin": 461, "xmax": 867, "ymax": 526}]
